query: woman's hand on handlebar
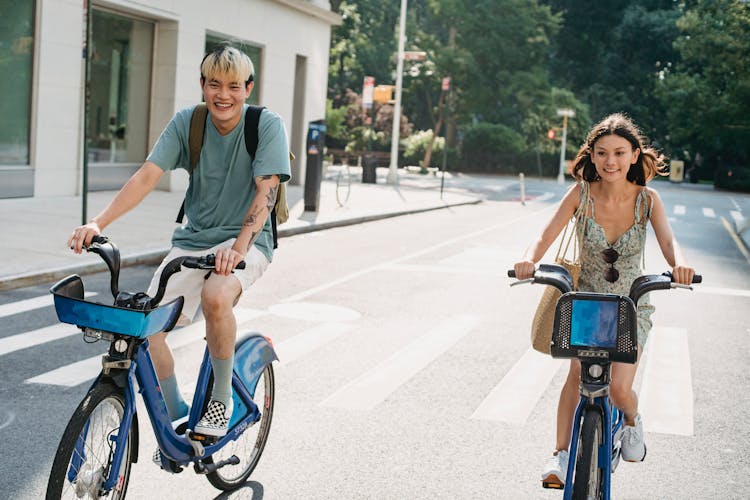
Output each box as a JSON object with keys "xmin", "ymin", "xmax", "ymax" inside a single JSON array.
[
  {"xmin": 67, "ymin": 221, "xmax": 102, "ymax": 254},
  {"xmin": 213, "ymin": 246, "xmax": 246, "ymax": 276},
  {"xmin": 671, "ymin": 264, "xmax": 695, "ymax": 285},
  {"xmin": 513, "ymin": 260, "xmax": 536, "ymax": 280}
]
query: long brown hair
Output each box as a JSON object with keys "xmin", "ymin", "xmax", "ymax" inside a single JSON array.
[{"xmin": 572, "ymin": 113, "xmax": 668, "ymax": 185}]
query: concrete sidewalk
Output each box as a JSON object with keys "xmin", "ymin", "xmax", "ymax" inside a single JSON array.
[{"xmin": 0, "ymin": 167, "xmax": 481, "ymax": 290}]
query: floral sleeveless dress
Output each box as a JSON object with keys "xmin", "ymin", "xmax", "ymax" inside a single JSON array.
[{"xmin": 576, "ymin": 182, "xmax": 655, "ymax": 347}]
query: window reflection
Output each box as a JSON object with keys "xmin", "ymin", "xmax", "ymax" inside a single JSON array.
[{"xmin": 87, "ymin": 10, "xmax": 153, "ymax": 165}]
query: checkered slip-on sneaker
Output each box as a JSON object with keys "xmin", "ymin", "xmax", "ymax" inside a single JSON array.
[{"xmin": 194, "ymin": 400, "xmax": 233, "ymax": 437}]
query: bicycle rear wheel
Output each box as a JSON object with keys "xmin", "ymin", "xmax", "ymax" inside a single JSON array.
[
  {"xmin": 572, "ymin": 408, "xmax": 604, "ymax": 500},
  {"xmin": 206, "ymin": 363, "xmax": 275, "ymax": 491},
  {"xmin": 46, "ymin": 382, "xmax": 136, "ymax": 499}
]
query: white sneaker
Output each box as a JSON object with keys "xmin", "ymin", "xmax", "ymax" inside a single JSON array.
[
  {"xmin": 194, "ymin": 399, "xmax": 233, "ymax": 437},
  {"xmin": 621, "ymin": 414, "xmax": 647, "ymax": 462},
  {"xmin": 541, "ymin": 450, "xmax": 569, "ymax": 488}
]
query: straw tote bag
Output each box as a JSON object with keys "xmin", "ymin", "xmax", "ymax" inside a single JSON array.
[{"xmin": 530, "ymin": 182, "xmax": 589, "ymax": 354}]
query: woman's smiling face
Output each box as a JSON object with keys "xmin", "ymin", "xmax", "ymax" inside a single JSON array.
[{"xmin": 591, "ymin": 134, "xmax": 640, "ymax": 182}]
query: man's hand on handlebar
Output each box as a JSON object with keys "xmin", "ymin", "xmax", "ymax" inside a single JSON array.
[
  {"xmin": 67, "ymin": 221, "xmax": 102, "ymax": 254},
  {"xmin": 213, "ymin": 246, "xmax": 246, "ymax": 276}
]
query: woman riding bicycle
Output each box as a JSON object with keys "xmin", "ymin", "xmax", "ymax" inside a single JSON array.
[{"xmin": 513, "ymin": 113, "xmax": 695, "ymax": 487}]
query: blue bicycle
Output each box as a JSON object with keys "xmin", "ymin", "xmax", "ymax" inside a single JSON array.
[
  {"xmin": 509, "ymin": 264, "xmax": 700, "ymax": 500},
  {"xmin": 46, "ymin": 236, "xmax": 277, "ymax": 498}
]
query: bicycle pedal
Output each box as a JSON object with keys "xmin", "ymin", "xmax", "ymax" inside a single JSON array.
[
  {"xmin": 188, "ymin": 430, "xmax": 217, "ymax": 444},
  {"xmin": 542, "ymin": 480, "xmax": 564, "ymax": 490}
]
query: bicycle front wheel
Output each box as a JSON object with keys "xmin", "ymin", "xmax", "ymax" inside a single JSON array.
[
  {"xmin": 206, "ymin": 363, "xmax": 275, "ymax": 491},
  {"xmin": 573, "ymin": 408, "xmax": 604, "ymax": 500},
  {"xmin": 46, "ymin": 382, "xmax": 135, "ymax": 500}
]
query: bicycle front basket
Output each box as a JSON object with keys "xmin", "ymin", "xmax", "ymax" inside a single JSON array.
[
  {"xmin": 50, "ymin": 274, "xmax": 183, "ymax": 338},
  {"xmin": 550, "ymin": 292, "xmax": 638, "ymax": 364}
]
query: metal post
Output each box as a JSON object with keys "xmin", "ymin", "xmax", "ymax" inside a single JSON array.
[
  {"xmin": 557, "ymin": 115, "xmax": 568, "ymax": 184},
  {"xmin": 519, "ymin": 173, "xmax": 526, "ymax": 205},
  {"xmin": 387, "ymin": 0, "xmax": 407, "ymax": 185},
  {"xmin": 81, "ymin": 0, "xmax": 92, "ymax": 224}
]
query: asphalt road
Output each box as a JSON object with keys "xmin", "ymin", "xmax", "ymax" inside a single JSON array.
[{"xmin": 1, "ymin": 175, "xmax": 749, "ymax": 499}]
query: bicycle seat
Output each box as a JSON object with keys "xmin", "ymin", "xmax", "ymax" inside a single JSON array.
[{"xmin": 50, "ymin": 275, "xmax": 184, "ymax": 338}]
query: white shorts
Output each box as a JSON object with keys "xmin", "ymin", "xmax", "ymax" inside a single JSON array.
[{"xmin": 146, "ymin": 239, "xmax": 269, "ymax": 326}]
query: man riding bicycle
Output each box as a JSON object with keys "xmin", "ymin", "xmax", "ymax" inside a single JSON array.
[{"xmin": 67, "ymin": 43, "xmax": 291, "ymax": 438}]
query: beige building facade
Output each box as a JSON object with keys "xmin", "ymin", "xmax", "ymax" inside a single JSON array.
[{"xmin": 1, "ymin": 0, "xmax": 340, "ymax": 198}]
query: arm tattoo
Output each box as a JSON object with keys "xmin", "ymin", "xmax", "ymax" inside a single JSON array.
[
  {"xmin": 243, "ymin": 211, "xmax": 259, "ymax": 227},
  {"xmin": 265, "ymin": 185, "xmax": 279, "ymax": 212}
]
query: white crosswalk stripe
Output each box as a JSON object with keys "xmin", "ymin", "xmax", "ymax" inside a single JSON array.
[
  {"xmin": 320, "ymin": 315, "xmax": 479, "ymax": 411},
  {"xmin": 0, "ymin": 292, "xmax": 96, "ymax": 319},
  {"xmin": 471, "ymin": 348, "xmax": 563, "ymax": 424},
  {"xmin": 702, "ymin": 207, "xmax": 716, "ymax": 218},
  {"xmin": 639, "ymin": 326, "xmax": 694, "ymax": 436},
  {"xmin": 0, "ymin": 324, "xmax": 80, "ymax": 357},
  {"xmin": 674, "ymin": 205, "xmax": 686, "ymax": 216}
]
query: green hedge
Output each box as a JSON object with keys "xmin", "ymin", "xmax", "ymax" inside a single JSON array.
[{"xmin": 715, "ymin": 165, "xmax": 750, "ymax": 192}]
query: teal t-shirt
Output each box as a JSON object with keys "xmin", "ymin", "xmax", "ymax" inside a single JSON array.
[{"xmin": 147, "ymin": 105, "xmax": 291, "ymax": 262}]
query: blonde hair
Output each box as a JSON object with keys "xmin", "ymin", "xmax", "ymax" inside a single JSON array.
[
  {"xmin": 572, "ymin": 113, "xmax": 668, "ymax": 185},
  {"xmin": 200, "ymin": 44, "xmax": 254, "ymax": 86}
]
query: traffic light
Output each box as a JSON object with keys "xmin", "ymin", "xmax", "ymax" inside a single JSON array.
[{"xmin": 547, "ymin": 128, "xmax": 555, "ymax": 140}]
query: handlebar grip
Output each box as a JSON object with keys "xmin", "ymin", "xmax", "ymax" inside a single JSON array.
[
  {"xmin": 692, "ymin": 275, "xmax": 702, "ymax": 284},
  {"xmin": 90, "ymin": 235, "xmax": 109, "ymax": 245},
  {"xmin": 236, "ymin": 261, "xmax": 246, "ymax": 270},
  {"xmin": 507, "ymin": 270, "xmax": 516, "ymax": 278}
]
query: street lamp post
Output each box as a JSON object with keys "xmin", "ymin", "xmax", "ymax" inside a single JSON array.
[
  {"xmin": 556, "ymin": 108, "xmax": 575, "ymax": 184},
  {"xmin": 387, "ymin": 0, "xmax": 407, "ymax": 185}
]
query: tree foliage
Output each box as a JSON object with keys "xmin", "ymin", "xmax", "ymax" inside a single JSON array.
[{"xmin": 657, "ymin": 0, "xmax": 750, "ymax": 166}]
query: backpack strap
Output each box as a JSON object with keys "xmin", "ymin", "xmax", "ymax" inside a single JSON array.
[
  {"xmin": 176, "ymin": 104, "xmax": 208, "ymax": 223},
  {"xmin": 244, "ymin": 105, "xmax": 281, "ymax": 248}
]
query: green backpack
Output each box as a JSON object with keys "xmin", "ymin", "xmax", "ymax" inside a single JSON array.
[{"xmin": 176, "ymin": 104, "xmax": 291, "ymax": 248}]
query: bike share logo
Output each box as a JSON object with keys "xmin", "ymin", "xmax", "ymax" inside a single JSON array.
[{"xmin": 577, "ymin": 350, "xmax": 609, "ymax": 359}]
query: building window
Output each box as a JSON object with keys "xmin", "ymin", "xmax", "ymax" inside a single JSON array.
[
  {"xmin": 87, "ymin": 9, "xmax": 153, "ymax": 165},
  {"xmin": 205, "ymin": 35, "xmax": 262, "ymax": 105},
  {"xmin": 0, "ymin": 0, "xmax": 34, "ymax": 165}
]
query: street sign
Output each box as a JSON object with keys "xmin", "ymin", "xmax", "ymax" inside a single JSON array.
[
  {"xmin": 362, "ymin": 76, "xmax": 375, "ymax": 110},
  {"xmin": 441, "ymin": 77, "xmax": 451, "ymax": 91},
  {"xmin": 373, "ymin": 85, "xmax": 394, "ymax": 104},
  {"xmin": 403, "ymin": 51, "xmax": 426, "ymax": 61},
  {"xmin": 556, "ymin": 108, "xmax": 575, "ymax": 118}
]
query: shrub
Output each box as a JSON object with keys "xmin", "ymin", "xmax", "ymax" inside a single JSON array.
[
  {"xmin": 715, "ymin": 165, "xmax": 750, "ymax": 192},
  {"xmin": 401, "ymin": 130, "xmax": 445, "ymax": 167}
]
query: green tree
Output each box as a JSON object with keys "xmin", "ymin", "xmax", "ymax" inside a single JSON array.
[{"xmin": 658, "ymin": 0, "xmax": 750, "ymax": 168}]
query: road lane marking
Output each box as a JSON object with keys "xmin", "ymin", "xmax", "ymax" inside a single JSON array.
[
  {"xmin": 470, "ymin": 348, "xmax": 564, "ymax": 424},
  {"xmin": 730, "ymin": 210, "xmax": 744, "ymax": 228},
  {"xmin": 702, "ymin": 207, "xmax": 716, "ymax": 218},
  {"xmin": 693, "ymin": 285, "xmax": 750, "ymax": 298},
  {"xmin": 320, "ymin": 315, "xmax": 479, "ymax": 411},
  {"xmin": 25, "ymin": 308, "xmax": 264, "ymax": 387},
  {"xmin": 0, "ymin": 292, "xmax": 97, "ymax": 319},
  {"xmin": 721, "ymin": 216, "xmax": 750, "ymax": 265},
  {"xmin": 0, "ymin": 324, "xmax": 80, "ymax": 357},
  {"xmin": 674, "ymin": 205, "xmax": 686, "ymax": 216},
  {"xmin": 275, "ymin": 322, "xmax": 354, "ymax": 366},
  {"xmin": 639, "ymin": 327, "xmax": 693, "ymax": 436},
  {"xmin": 0, "ymin": 411, "xmax": 16, "ymax": 431},
  {"xmin": 380, "ymin": 263, "xmax": 508, "ymax": 276},
  {"xmin": 284, "ymin": 205, "xmax": 556, "ymax": 303}
]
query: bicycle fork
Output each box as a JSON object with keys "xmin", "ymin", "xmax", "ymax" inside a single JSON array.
[{"xmin": 563, "ymin": 385, "xmax": 617, "ymax": 500}]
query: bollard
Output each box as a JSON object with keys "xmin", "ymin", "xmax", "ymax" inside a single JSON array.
[{"xmin": 519, "ymin": 173, "xmax": 526, "ymax": 206}]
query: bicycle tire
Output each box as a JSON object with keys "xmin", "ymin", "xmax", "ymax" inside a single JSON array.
[
  {"xmin": 46, "ymin": 382, "xmax": 136, "ymax": 500},
  {"xmin": 206, "ymin": 362, "xmax": 275, "ymax": 491},
  {"xmin": 572, "ymin": 408, "xmax": 604, "ymax": 500}
]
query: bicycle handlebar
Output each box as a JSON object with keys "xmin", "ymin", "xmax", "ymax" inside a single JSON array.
[
  {"xmin": 82, "ymin": 235, "xmax": 246, "ymax": 309},
  {"xmin": 507, "ymin": 264, "xmax": 701, "ymax": 304}
]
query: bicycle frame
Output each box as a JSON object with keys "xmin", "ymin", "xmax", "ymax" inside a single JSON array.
[
  {"xmin": 563, "ymin": 374, "xmax": 624, "ymax": 500},
  {"xmin": 68, "ymin": 333, "xmax": 276, "ymax": 493}
]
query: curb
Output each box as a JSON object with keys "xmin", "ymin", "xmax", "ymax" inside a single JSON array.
[{"xmin": 0, "ymin": 198, "xmax": 481, "ymax": 291}]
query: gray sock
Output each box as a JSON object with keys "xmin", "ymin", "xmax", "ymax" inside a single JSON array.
[
  {"xmin": 159, "ymin": 373, "xmax": 189, "ymax": 421},
  {"xmin": 210, "ymin": 354, "xmax": 235, "ymax": 408}
]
